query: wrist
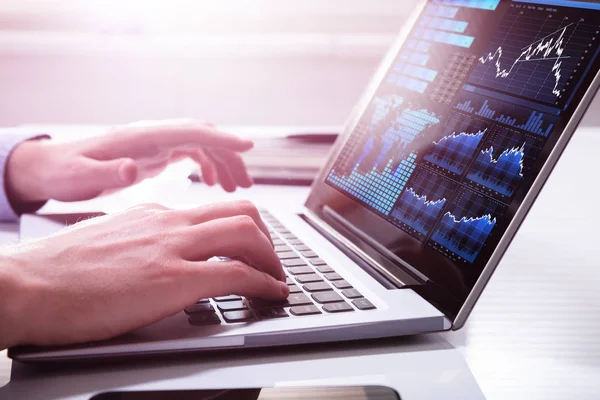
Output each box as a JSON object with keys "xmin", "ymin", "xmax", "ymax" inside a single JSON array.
[
  {"xmin": 0, "ymin": 254, "xmax": 28, "ymax": 349},
  {"xmin": 6, "ymin": 139, "xmax": 49, "ymax": 204}
]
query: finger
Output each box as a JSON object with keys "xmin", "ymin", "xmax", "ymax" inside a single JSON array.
[
  {"xmin": 188, "ymin": 150, "xmax": 217, "ymax": 186},
  {"xmin": 205, "ymin": 150, "xmax": 237, "ymax": 192},
  {"xmin": 178, "ymin": 200, "xmax": 273, "ymax": 247},
  {"xmin": 181, "ymin": 215, "xmax": 285, "ymax": 281},
  {"xmin": 184, "ymin": 260, "xmax": 289, "ymax": 300},
  {"xmin": 146, "ymin": 122, "xmax": 254, "ymax": 152},
  {"xmin": 169, "ymin": 150, "xmax": 190, "ymax": 163},
  {"xmin": 210, "ymin": 149, "xmax": 253, "ymax": 188},
  {"xmin": 73, "ymin": 157, "xmax": 137, "ymax": 197}
]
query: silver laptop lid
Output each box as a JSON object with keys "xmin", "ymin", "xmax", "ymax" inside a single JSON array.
[{"xmin": 305, "ymin": 0, "xmax": 600, "ymax": 327}]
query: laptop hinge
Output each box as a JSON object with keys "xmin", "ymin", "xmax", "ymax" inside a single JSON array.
[{"xmin": 302, "ymin": 206, "xmax": 428, "ymax": 289}]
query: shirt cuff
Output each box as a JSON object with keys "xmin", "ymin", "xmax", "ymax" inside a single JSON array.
[{"xmin": 0, "ymin": 132, "xmax": 50, "ymax": 221}]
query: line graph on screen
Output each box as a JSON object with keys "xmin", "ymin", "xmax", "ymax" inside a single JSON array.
[
  {"xmin": 469, "ymin": 5, "xmax": 598, "ymax": 106},
  {"xmin": 390, "ymin": 168, "xmax": 455, "ymax": 239},
  {"xmin": 429, "ymin": 188, "xmax": 505, "ymax": 263},
  {"xmin": 478, "ymin": 23, "xmax": 571, "ymax": 98}
]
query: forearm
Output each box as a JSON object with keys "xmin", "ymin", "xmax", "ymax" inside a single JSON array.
[{"xmin": 0, "ymin": 255, "xmax": 27, "ymax": 350}]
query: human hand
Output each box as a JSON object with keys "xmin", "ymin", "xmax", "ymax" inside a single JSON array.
[
  {"xmin": 0, "ymin": 200, "xmax": 288, "ymax": 349},
  {"xmin": 6, "ymin": 119, "xmax": 254, "ymax": 205}
]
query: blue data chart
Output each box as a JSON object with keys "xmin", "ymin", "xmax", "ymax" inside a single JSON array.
[
  {"xmin": 326, "ymin": 95, "xmax": 441, "ymax": 215},
  {"xmin": 466, "ymin": 126, "xmax": 544, "ymax": 199},
  {"xmin": 423, "ymin": 112, "xmax": 488, "ymax": 175},
  {"xmin": 430, "ymin": 188, "xmax": 505, "ymax": 263},
  {"xmin": 386, "ymin": 2, "xmax": 476, "ymax": 95},
  {"xmin": 390, "ymin": 168, "xmax": 456, "ymax": 240},
  {"xmin": 362, "ymin": 106, "xmax": 440, "ymax": 170},
  {"xmin": 468, "ymin": 3, "xmax": 600, "ymax": 107},
  {"xmin": 468, "ymin": 146, "xmax": 523, "ymax": 197},
  {"xmin": 455, "ymin": 88, "xmax": 558, "ymax": 137},
  {"xmin": 327, "ymin": 153, "xmax": 417, "ymax": 215},
  {"xmin": 432, "ymin": 0, "xmax": 500, "ymax": 10},
  {"xmin": 346, "ymin": 96, "xmax": 439, "ymax": 173}
]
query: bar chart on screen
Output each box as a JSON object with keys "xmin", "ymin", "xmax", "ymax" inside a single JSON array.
[{"xmin": 454, "ymin": 88, "xmax": 559, "ymax": 137}]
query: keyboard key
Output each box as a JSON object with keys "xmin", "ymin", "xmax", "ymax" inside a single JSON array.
[
  {"xmin": 195, "ymin": 299, "xmax": 210, "ymax": 304},
  {"xmin": 282, "ymin": 259, "xmax": 307, "ymax": 267},
  {"xmin": 277, "ymin": 251, "xmax": 299, "ymax": 260},
  {"xmin": 188, "ymin": 313, "xmax": 221, "ymax": 326},
  {"xmin": 294, "ymin": 245, "xmax": 311, "ymax": 252},
  {"xmin": 222, "ymin": 310, "xmax": 254, "ymax": 323},
  {"xmin": 258, "ymin": 308, "xmax": 288, "ymax": 319},
  {"xmin": 315, "ymin": 264, "xmax": 334, "ymax": 274},
  {"xmin": 290, "ymin": 305, "xmax": 321, "ymax": 316},
  {"xmin": 303, "ymin": 282, "xmax": 333, "ymax": 292},
  {"xmin": 214, "ymin": 295, "xmax": 242, "ymax": 302},
  {"xmin": 301, "ymin": 250, "xmax": 319, "ymax": 259},
  {"xmin": 185, "ymin": 303, "xmax": 214, "ymax": 314},
  {"xmin": 341, "ymin": 289, "xmax": 363, "ymax": 299},
  {"xmin": 288, "ymin": 284, "xmax": 302, "ymax": 294},
  {"xmin": 324, "ymin": 273, "xmax": 343, "ymax": 281},
  {"xmin": 295, "ymin": 274, "xmax": 323, "ymax": 284},
  {"xmin": 308, "ymin": 258, "xmax": 327, "ymax": 266},
  {"xmin": 323, "ymin": 302, "xmax": 354, "ymax": 313},
  {"xmin": 288, "ymin": 239, "xmax": 305, "ymax": 246},
  {"xmin": 249, "ymin": 298, "xmax": 286, "ymax": 309},
  {"xmin": 287, "ymin": 266, "xmax": 314, "ymax": 275},
  {"xmin": 282, "ymin": 233, "xmax": 297, "ymax": 240},
  {"xmin": 353, "ymin": 298, "xmax": 376, "ymax": 310},
  {"xmin": 312, "ymin": 292, "xmax": 344, "ymax": 304},
  {"xmin": 333, "ymin": 280, "xmax": 353, "ymax": 289},
  {"xmin": 272, "ymin": 239, "xmax": 285, "ymax": 246},
  {"xmin": 286, "ymin": 276, "xmax": 295, "ymax": 285},
  {"xmin": 217, "ymin": 301, "xmax": 248, "ymax": 312},
  {"xmin": 286, "ymin": 293, "xmax": 313, "ymax": 306},
  {"xmin": 250, "ymin": 293, "xmax": 312, "ymax": 308},
  {"xmin": 275, "ymin": 244, "xmax": 292, "ymax": 253},
  {"xmin": 278, "ymin": 230, "xmax": 292, "ymax": 235}
]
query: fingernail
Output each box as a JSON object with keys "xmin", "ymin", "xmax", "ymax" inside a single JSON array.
[{"xmin": 279, "ymin": 282, "xmax": 290, "ymax": 297}]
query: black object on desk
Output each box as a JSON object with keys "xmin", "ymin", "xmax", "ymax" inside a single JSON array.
[
  {"xmin": 189, "ymin": 131, "xmax": 338, "ymax": 186},
  {"xmin": 189, "ymin": 167, "xmax": 316, "ymax": 186}
]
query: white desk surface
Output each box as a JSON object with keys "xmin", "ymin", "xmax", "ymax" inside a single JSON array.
[{"xmin": 2, "ymin": 125, "xmax": 600, "ymax": 399}]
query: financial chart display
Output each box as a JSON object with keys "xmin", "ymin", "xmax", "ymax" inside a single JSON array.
[{"xmin": 325, "ymin": 0, "xmax": 600, "ymax": 271}]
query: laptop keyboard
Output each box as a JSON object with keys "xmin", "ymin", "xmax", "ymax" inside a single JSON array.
[{"xmin": 186, "ymin": 210, "xmax": 376, "ymax": 326}]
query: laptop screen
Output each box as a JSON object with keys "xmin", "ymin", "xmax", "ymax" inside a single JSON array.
[{"xmin": 306, "ymin": 0, "xmax": 600, "ymax": 320}]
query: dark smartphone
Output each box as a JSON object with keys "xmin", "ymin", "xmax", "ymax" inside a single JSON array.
[{"xmin": 90, "ymin": 386, "xmax": 400, "ymax": 400}]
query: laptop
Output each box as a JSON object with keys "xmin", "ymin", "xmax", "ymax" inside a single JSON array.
[{"xmin": 11, "ymin": 0, "xmax": 600, "ymax": 362}]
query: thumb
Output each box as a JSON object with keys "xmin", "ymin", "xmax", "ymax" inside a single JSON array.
[{"xmin": 79, "ymin": 157, "xmax": 138, "ymax": 191}]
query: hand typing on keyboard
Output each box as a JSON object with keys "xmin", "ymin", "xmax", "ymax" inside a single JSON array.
[
  {"xmin": 185, "ymin": 210, "xmax": 376, "ymax": 326},
  {"xmin": 0, "ymin": 200, "xmax": 288, "ymax": 350}
]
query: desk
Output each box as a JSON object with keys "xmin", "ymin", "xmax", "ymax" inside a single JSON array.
[{"xmin": 2, "ymin": 125, "xmax": 600, "ymax": 399}]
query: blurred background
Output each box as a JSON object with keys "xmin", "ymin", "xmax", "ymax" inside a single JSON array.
[
  {"xmin": 1, "ymin": 0, "xmax": 598, "ymax": 128},
  {"xmin": 0, "ymin": 0, "xmax": 407, "ymax": 127}
]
